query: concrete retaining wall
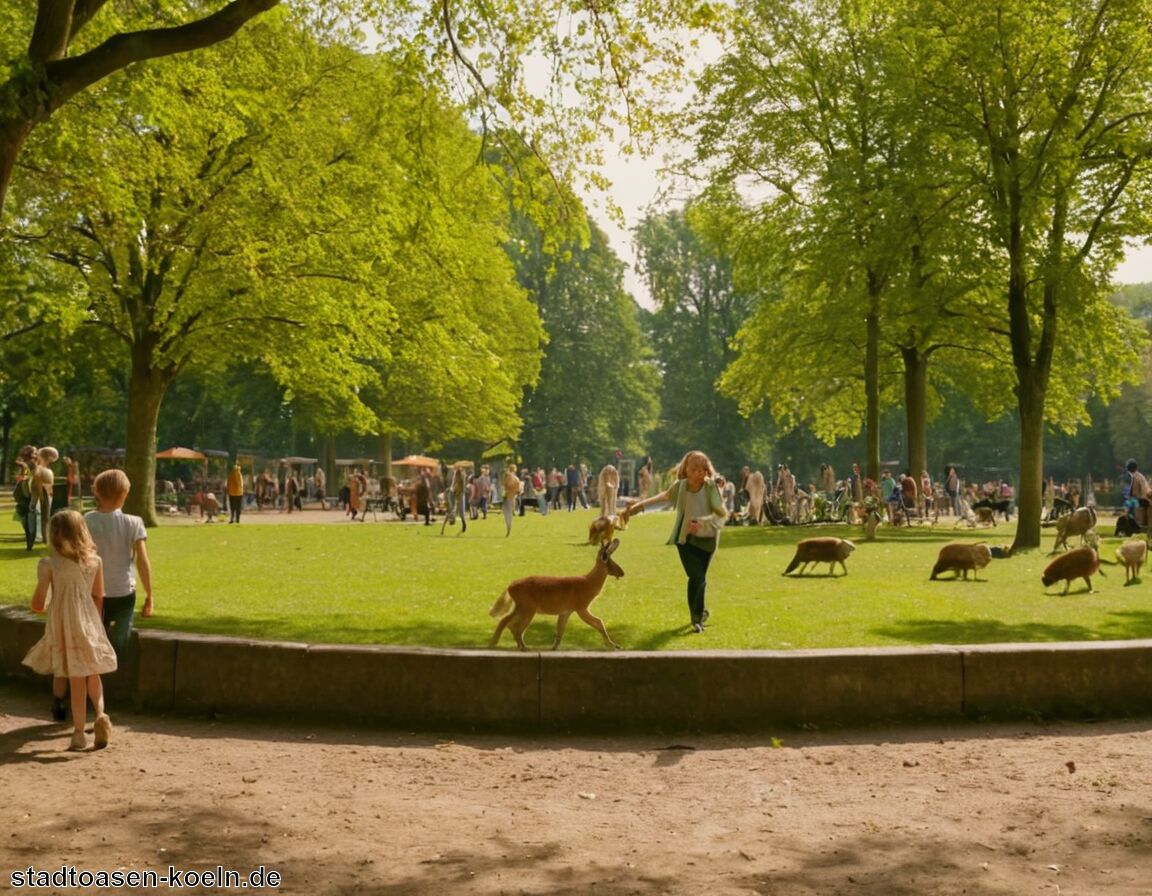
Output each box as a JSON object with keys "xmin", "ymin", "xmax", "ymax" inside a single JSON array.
[{"xmin": 4, "ymin": 606, "xmax": 1152, "ymax": 732}]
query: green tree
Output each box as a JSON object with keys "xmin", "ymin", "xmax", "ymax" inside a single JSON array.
[
  {"xmin": 634, "ymin": 196, "xmax": 761, "ymax": 475},
  {"xmin": 0, "ymin": 1, "xmax": 280, "ymax": 213},
  {"xmin": 514, "ymin": 213, "xmax": 659, "ymax": 469},
  {"xmin": 693, "ymin": 0, "xmax": 922, "ymax": 480},
  {"xmin": 0, "ymin": 1, "xmax": 720, "ymax": 219},
  {"xmin": 11, "ymin": 18, "xmax": 538, "ymax": 523},
  {"xmin": 909, "ymin": 0, "xmax": 1152, "ymax": 548}
]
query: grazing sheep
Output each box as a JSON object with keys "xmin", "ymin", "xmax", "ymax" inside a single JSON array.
[
  {"xmin": 930, "ymin": 542, "xmax": 993, "ymax": 580},
  {"xmin": 783, "ymin": 537, "xmax": 855, "ymax": 577},
  {"xmin": 1048, "ymin": 506, "xmax": 1097, "ymax": 552},
  {"xmin": 1042, "ymin": 546, "xmax": 1102, "ymax": 595},
  {"xmin": 1115, "ymin": 539, "xmax": 1147, "ymax": 585}
]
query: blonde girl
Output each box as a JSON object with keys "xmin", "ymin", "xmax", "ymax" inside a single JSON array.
[
  {"xmin": 23, "ymin": 510, "xmax": 117, "ymax": 751},
  {"xmin": 621, "ymin": 450, "xmax": 729, "ymax": 633}
]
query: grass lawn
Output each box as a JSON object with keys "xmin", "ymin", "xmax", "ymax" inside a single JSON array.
[{"xmin": 3, "ymin": 507, "xmax": 1150, "ymax": 651}]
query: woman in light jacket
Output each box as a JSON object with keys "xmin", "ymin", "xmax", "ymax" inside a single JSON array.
[{"xmin": 621, "ymin": 450, "xmax": 728, "ymax": 633}]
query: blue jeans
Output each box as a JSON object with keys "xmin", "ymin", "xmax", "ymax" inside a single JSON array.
[{"xmin": 103, "ymin": 593, "xmax": 137, "ymax": 656}]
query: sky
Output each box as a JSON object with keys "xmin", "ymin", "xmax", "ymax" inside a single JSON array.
[{"xmin": 584, "ymin": 158, "xmax": 1152, "ymax": 309}]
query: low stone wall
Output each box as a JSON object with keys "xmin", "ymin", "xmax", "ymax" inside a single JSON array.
[{"xmin": 4, "ymin": 606, "xmax": 1151, "ymax": 732}]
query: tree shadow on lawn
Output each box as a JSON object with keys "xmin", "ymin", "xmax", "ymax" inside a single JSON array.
[
  {"xmin": 142, "ymin": 611, "xmax": 491, "ymax": 649},
  {"xmin": 873, "ymin": 610, "xmax": 1152, "ymax": 645},
  {"xmin": 143, "ymin": 610, "xmax": 700, "ymax": 653}
]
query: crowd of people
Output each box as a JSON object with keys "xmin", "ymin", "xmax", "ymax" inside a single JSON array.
[
  {"xmin": 11, "ymin": 441, "xmax": 1149, "ymax": 754},
  {"xmin": 334, "ymin": 460, "xmax": 659, "ymax": 527}
]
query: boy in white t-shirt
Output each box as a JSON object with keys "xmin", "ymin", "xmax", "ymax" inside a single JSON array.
[
  {"xmin": 85, "ymin": 470, "xmax": 154, "ymax": 656},
  {"xmin": 48, "ymin": 468, "xmax": 153, "ymax": 722}
]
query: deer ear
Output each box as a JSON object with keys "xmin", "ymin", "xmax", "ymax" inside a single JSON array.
[{"xmin": 605, "ymin": 538, "xmax": 620, "ymax": 555}]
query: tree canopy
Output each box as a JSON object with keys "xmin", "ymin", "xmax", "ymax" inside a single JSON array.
[
  {"xmin": 8, "ymin": 12, "xmax": 542, "ymax": 522},
  {"xmin": 690, "ymin": 0, "xmax": 1152, "ymax": 546}
]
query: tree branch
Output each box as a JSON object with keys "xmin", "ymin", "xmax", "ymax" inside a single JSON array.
[
  {"xmin": 42, "ymin": 0, "xmax": 280, "ymax": 114},
  {"xmin": 30, "ymin": 0, "xmax": 77, "ymax": 63}
]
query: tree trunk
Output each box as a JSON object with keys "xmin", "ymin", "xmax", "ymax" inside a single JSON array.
[
  {"xmin": 380, "ymin": 432, "xmax": 392, "ymax": 481},
  {"xmin": 122, "ymin": 352, "xmax": 173, "ymax": 528},
  {"xmin": 0, "ymin": 118, "xmax": 33, "ymax": 213},
  {"xmin": 1013, "ymin": 372, "xmax": 1046, "ymax": 552},
  {"xmin": 901, "ymin": 346, "xmax": 929, "ymax": 480},
  {"xmin": 320, "ymin": 433, "xmax": 336, "ymax": 488},
  {"xmin": 864, "ymin": 306, "xmax": 881, "ymax": 481},
  {"xmin": 0, "ymin": 404, "xmax": 12, "ymax": 485}
]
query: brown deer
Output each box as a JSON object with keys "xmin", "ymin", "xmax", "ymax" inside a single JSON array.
[
  {"xmin": 489, "ymin": 538, "xmax": 624, "ymax": 650},
  {"xmin": 587, "ymin": 513, "xmax": 626, "ymax": 545}
]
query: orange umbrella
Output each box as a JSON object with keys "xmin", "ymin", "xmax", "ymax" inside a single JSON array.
[
  {"xmin": 393, "ymin": 454, "xmax": 439, "ymax": 468},
  {"xmin": 156, "ymin": 446, "xmax": 207, "ymax": 460}
]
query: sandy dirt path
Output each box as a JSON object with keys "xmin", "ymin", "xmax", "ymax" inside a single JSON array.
[{"xmin": 3, "ymin": 680, "xmax": 1152, "ymax": 895}]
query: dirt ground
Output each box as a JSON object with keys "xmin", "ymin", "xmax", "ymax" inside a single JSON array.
[{"xmin": 2, "ymin": 681, "xmax": 1151, "ymax": 895}]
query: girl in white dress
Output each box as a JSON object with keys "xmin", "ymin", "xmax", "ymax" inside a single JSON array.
[{"xmin": 23, "ymin": 510, "xmax": 117, "ymax": 751}]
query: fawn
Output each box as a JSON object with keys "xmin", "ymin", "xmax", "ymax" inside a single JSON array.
[
  {"xmin": 489, "ymin": 538, "xmax": 624, "ymax": 650},
  {"xmin": 587, "ymin": 513, "xmax": 626, "ymax": 546}
]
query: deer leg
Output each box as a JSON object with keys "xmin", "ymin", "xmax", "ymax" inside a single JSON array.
[
  {"xmin": 577, "ymin": 607, "xmax": 619, "ymax": 649},
  {"xmin": 510, "ymin": 608, "xmax": 536, "ymax": 650},
  {"xmin": 552, "ymin": 612, "xmax": 572, "ymax": 650},
  {"xmin": 490, "ymin": 611, "xmax": 516, "ymax": 648}
]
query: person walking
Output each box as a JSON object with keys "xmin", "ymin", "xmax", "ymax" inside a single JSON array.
[
  {"xmin": 23, "ymin": 510, "xmax": 118, "ymax": 751},
  {"xmin": 944, "ymin": 465, "xmax": 961, "ymax": 517},
  {"xmin": 620, "ymin": 450, "xmax": 729, "ymax": 633},
  {"xmin": 14, "ymin": 445, "xmax": 38, "ymax": 551},
  {"xmin": 226, "ymin": 463, "xmax": 245, "ymax": 524}
]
